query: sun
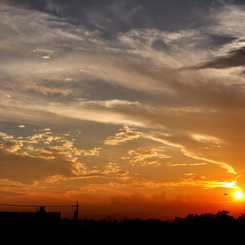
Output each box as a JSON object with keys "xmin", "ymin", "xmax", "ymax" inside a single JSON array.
[{"xmin": 233, "ymin": 190, "xmax": 243, "ymax": 200}]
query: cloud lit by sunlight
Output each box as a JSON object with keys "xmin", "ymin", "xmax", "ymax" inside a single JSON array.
[{"xmin": 1, "ymin": 0, "xmax": 245, "ymax": 219}]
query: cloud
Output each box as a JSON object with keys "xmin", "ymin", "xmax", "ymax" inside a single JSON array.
[
  {"xmin": 194, "ymin": 46, "xmax": 245, "ymax": 69},
  {"xmin": 181, "ymin": 147, "xmax": 237, "ymax": 175},
  {"xmin": 79, "ymin": 148, "xmax": 101, "ymax": 157},
  {"xmin": 39, "ymin": 128, "xmax": 51, "ymax": 132},
  {"xmin": 210, "ymin": 3, "xmax": 245, "ymax": 38},
  {"xmin": 0, "ymin": 132, "xmax": 8, "ymax": 137},
  {"xmin": 126, "ymin": 147, "xmax": 170, "ymax": 166},
  {"xmin": 0, "ymin": 134, "xmax": 23, "ymax": 153},
  {"xmin": 0, "ymin": 149, "xmax": 72, "ymax": 184},
  {"xmin": 1, "ymin": 0, "xmax": 245, "ymax": 200},
  {"xmin": 144, "ymin": 133, "xmax": 237, "ymax": 175},
  {"xmin": 166, "ymin": 163, "xmax": 207, "ymax": 167},
  {"xmin": 104, "ymin": 125, "xmax": 142, "ymax": 145},
  {"xmin": 0, "ymin": 0, "xmax": 233, "ymax": 108},
  {"xmin": 0, "ymin": 128, "xmax": 132, "ymax": 185},
  {"xmin": 179, "ymin": 173, "xmax": 239, "ymax": 189},
  {"xmin": 188, "ymin": 3, "xmax": 245, "ymax": 70},
  {"xmin": 7, "ymin": 0, "xmax": 213, "ymax": 34},
  {"xmin": 0, "ymin": 130, "xmax": 104, "ymax": 184},
  {"xmin": 1, "ymin": 0, "xmax": 244, "ymax": 118},
  {"xmin": 102, "ymin": 162, "xmax": 129, "ymax": 176},
  {"xmin": 191, "ymin": 134, "xmax": 222, "ymax": 144}
]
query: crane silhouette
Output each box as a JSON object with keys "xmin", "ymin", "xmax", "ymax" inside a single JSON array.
[
  {"xmin": 72, "ymin": 201, "xmax": 80, "ymax": 220},
  {"xmin": 0, "ymin": 201, "xmax": 80, "ymax": 219}
]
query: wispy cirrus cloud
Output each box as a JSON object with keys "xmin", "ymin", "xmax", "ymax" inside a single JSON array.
[
  {"xmin": 1, "ymin": 0, "xmax": 245, "ymax": 207},
  {"xmin": 143, "ymin": 132, "xmax": 237, "ymax": 175}
]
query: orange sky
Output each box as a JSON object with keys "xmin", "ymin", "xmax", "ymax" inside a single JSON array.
[{"xmin": 1, "ymin": 0, "xmax": 245, "ymax": 220}]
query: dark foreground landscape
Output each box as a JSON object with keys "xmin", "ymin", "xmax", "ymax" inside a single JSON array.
[{"xmin": 1, "ymin": 210, "xmax": 245, "ymax": 244}]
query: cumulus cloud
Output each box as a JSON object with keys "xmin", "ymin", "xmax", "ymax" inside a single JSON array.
[
  {"xmin": 0, "ymin": 132, "xmax": 8, "ymax": 137},
  {"xmin": 0, "ymin": 134, "xmax": 23, "ymax": 153},
  {"xmin": 102, "ymin": 162, "xmax": 129, "ymax": 176},
  {"xmin": 126, "ymin": 147, "xmax": 170, "ymax": 166},
  {"xmin": 0, "ymin": 129, "xmax": 104, "ymax": 184},
  {"xmin": 104, "ymin": 126, "xmax": 142, "ymax": 145}
]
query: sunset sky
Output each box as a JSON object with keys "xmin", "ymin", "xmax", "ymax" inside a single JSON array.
[{"xmin": 1, "ymin": 0, "xmax": 245, "ymax": 220}]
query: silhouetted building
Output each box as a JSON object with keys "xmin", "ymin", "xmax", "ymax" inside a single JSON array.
[
  {"xmin": 0, "ymin": 208, "xmax": 61, "ymax": 228},
  {"xmin": 0, "ymin": 208, "xmax": 61, "ymax": 244}
]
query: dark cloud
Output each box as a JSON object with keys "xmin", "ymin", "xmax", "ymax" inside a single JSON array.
[
  {"xmin": 235, "ymin": 0, "xmax": 245, "ymax": 4},
  {"xmin": 151, "ymin": 40, "xmax": 168, "ymax": 51},
  {"xmin": 187, "ymin": 35, "xmax": 237, "ymax": 51},
  {"xmin": 4, "ymin": 0, "xmax": 214, "ymax": 32},
  {"xmin": 2, "ymin": 0, "xmax": 48, "ymax": 11},
  {"xmin": 194, "ymin": 35, "xmax": 237, "ymax": 50},
  {"xmin": 195, "ymin": 46, "xmax": 245, "ymax": 69},
  {"xmin": 208, "ymin": 35, "xmax": 237, "ymax": 47}
]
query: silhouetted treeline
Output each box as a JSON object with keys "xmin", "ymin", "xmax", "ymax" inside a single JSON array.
[
  {"xmin": 1, "ymin": 210, "xmax": 245, "ymax": 244},
  {"xmin": 52, "ymin": 211, "xmax": 245, "ymax": 244},
  {"xmin": 173, "ymin": 210, "xmax": 245, "ymax": 225}
]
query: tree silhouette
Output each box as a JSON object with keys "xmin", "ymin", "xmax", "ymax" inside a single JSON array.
[{"xmin": 1, "ymin": 209, "xmax": 245, "ymax": 243}]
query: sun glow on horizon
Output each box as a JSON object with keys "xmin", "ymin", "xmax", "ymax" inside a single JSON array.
[{"xmin": 233, "ymin": 190, "xmax": 243, "ymax": 200}]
